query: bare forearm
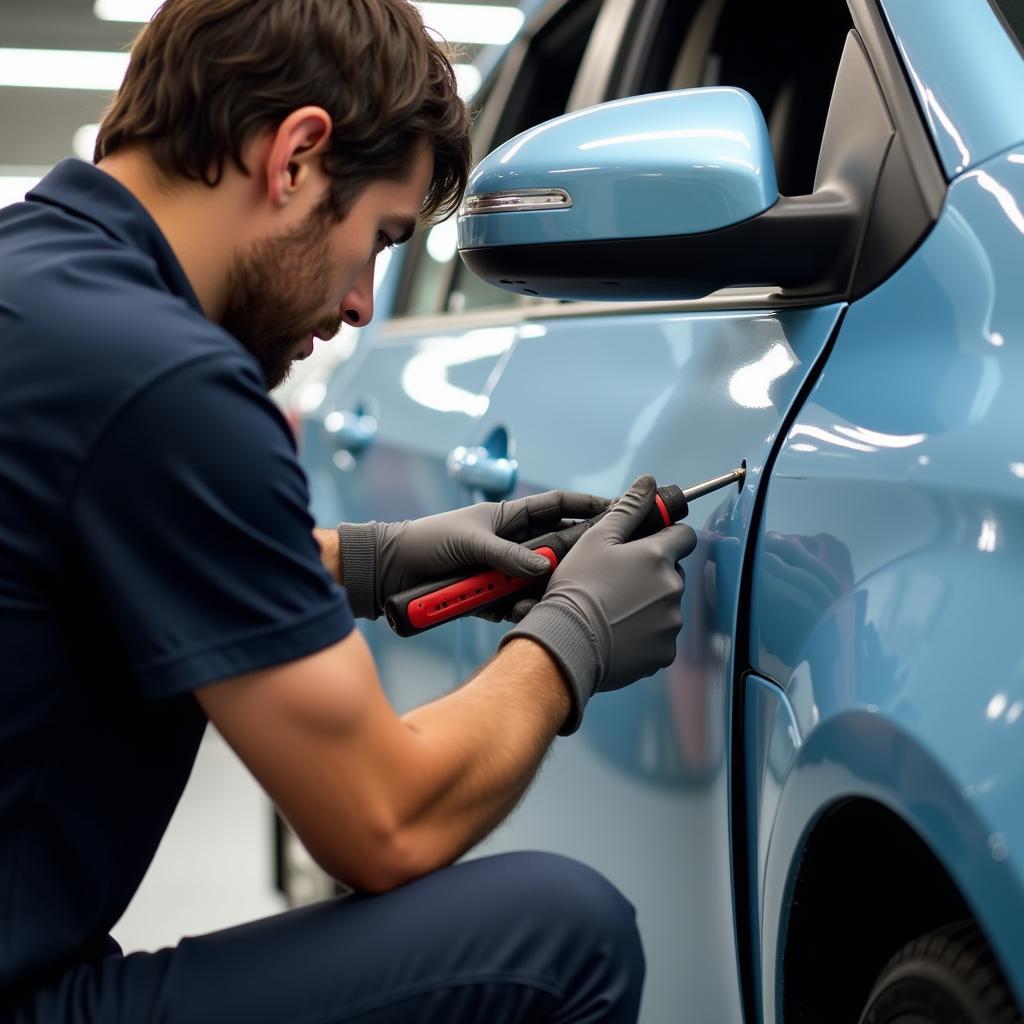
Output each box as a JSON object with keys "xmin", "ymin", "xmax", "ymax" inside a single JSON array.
[
  {"xmin": 392, "ymin": 638, "xmax": 571, "ymax": 871},
  {"xmin": 313, "ymin": 527, "xmax": 342, "ymax": 583}
]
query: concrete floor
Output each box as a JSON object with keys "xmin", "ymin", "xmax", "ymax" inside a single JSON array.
[{"xmin": 111, "ymin": 728, "xmax": 286, "ymax": 953}]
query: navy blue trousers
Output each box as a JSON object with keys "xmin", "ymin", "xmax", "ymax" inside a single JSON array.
[{"xmin": 13, "ymin": 852, "xmax": 645, "ymax": 1023}]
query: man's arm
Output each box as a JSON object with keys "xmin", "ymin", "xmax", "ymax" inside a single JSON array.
[
  {"xmin": 314, "ymin": 489, "xmax": 612, "ymax": 613},
  {"xmin": 227, "ymin": 479, "xmax": 692, "ymax": 893},
  {"xmin": 195, "ymin": 631, "xmax": 569, "ymax": 893},
  {"xmin": 313, "ymin": 527, "xmax": 342, "ymax": 583}
]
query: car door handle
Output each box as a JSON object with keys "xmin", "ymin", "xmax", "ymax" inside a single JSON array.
[
  {"xmin": 324, "ymin": 408, "xmax": 378, "ymax": 454},
  {"xmin": 447, "ymin": 446, "xmax": 518, "ymax": 499}
]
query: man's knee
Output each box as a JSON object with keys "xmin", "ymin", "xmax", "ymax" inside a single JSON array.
[
  {"xmin": 511, "ymin": 852, "xmax": 640, "ymax": 946},
  {"xmin": 470, "ymin": 851, "xmax": 645, "ymax": 1015}
]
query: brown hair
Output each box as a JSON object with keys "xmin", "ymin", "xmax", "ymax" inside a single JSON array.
[{"xmin": 95, "ymin": 0, "xmax": 471, "ymax": 221}]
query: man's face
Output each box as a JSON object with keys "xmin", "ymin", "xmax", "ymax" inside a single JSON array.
[{"xmin": 221, "ymin": 144, "xmax": 433, "ymax": 390}]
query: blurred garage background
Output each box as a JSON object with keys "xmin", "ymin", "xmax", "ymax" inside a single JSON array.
[{"xmin": 0, "ymin": 0, "xmax": 530, "ymax": 953}]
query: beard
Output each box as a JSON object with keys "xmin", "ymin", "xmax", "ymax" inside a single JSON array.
[{"xmin": 220, "ymin": 202, "xmax": 343, "ymax": 391}]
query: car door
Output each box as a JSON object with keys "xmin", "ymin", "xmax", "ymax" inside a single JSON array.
[{"xmin": 451, "ymin": 3, "xmax": 867, "ymax": 1021}]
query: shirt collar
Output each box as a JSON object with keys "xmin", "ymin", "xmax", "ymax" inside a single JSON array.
[{"xmin": 28, "ymin": 158, "xmax": 203, "ymax": 314}]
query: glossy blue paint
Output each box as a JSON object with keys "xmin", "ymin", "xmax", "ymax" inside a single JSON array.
[
  {"xmin": 749, "ymin": 145, "xmax": 1024, "ymax": 1013},
  {"xmin": 882, "ymin": 0, "xmax": 1024, "ymax": 178},
  {"xmin": 451, "ymin": 302, "xmax": 841, "ymax": 1022},
  {"xmin": 457, "ymin": 88, "xmax": 778, "ymax": 250},
  {"xmin": 745, "ymin": 675, "xmax": 800, "ymax": 1024}
]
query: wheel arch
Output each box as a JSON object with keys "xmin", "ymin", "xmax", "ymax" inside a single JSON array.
[
  {"xmin": 755, "ymin": 709, "xmax": 1024, "ymax": 1023},
  {"xmin": 780, "ymin": 795, "xmax": 970, "ymax": 1023}
]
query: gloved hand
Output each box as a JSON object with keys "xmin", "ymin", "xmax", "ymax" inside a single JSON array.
[
  {"xmin": 337, "ymin": 489, "xmax": 610, "ymax": 620},
  {"xmin": 499, "ymin": 475, "xmax": 697, "ymax": 734}
]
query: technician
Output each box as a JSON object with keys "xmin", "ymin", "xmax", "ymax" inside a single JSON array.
[{"xmin": 0, "ymin": 1, "xmax": 697, "ymax": 1021}]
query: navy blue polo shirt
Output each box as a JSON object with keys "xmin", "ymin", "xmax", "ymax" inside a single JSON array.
[{"xmin": 0, "ymin": 160, "xmax": 354, "ymax": 998}]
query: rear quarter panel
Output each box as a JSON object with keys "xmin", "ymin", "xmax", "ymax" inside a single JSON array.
[{"xmin": 749, "ymin": 146, "xmax": 1024, "ymax": 1016}]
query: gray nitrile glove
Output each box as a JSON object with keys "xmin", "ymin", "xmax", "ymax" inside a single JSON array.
[
  {"xmin": 499, "ymin": 475, "xmax": 698, "ymax": 735},
  {"xmin": 337, "ymin": 490, "xmax": 610, "ymax": 620}
]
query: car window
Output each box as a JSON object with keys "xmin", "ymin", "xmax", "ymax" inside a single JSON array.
[
  {"xmin": 615, "ymin": 0, "xmax": 851, "ymax": 197},
  {"xmin": 394, "ymin": 0, "xmax": 605, "ymax": 318},
  {"xmin": 991, "ymin": 0, "xmax": 1024, "ymax": 54}
]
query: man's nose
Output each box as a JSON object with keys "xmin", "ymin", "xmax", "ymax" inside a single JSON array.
[{"xmin": 340, "ymin": 260, "xmax": 376, "ymax": 328}]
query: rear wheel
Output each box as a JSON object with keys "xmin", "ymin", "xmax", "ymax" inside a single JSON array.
[{"xmin": 859, "ymin": 920, "xmax": 1022, "ymax": 1024}]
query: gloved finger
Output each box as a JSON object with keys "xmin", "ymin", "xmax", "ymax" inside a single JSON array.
[
  {"xmin": 474, "ymin": 571, "xmax": 543, "ymax": 618},
  {"xmin": 469, "ymin": 533, "xmax": 553, "ymax": 578},
  {"xmin": 646, "ymin": 522, "xmax": 698, "ymax": 561},
  {"xmin": 510, "ymin": 597, "xmax": 537, "ymax": 622},
  {"xmin": 498, "ymin": 490, "xmax": 610, "ymax": 538},
  {"xmin": 594, "ymin": 475, "xmax": 656, "ymax": 543},
  {"xmin": 471, "ymin": 595, "xmax": 538, "ymax": 623},
  {"xmin": 471, "ymin": 605, "xmax": 507, "ymax": 623},
  {"xmin": 522, "ymin": 519, "xmax": 595, "ymax": 539},
  {"xmin": 540, "ymin": 490, "xmax": 611, "ymax": 521}
]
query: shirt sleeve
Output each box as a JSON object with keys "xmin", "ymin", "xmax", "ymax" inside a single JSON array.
[{"xmin": 70, "ymin": 353, "xmax": 354, "ymax": 699}]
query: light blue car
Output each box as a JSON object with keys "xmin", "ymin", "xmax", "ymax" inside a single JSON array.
[{"xmin": 287, "ymin": 0, "xmax": 1024, "ymax": 1020}]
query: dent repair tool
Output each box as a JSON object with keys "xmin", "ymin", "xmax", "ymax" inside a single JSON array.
[{"xmin": 384, "ymin": 466, "xmax": 747, "ymax": 637}]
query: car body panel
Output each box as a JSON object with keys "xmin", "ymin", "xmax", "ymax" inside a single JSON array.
[
  {"xmin": 458, "ymin": 87, "xmax": 778, "ymax": 249},
  {"xmin": 881, "ymin": 0, "xmax": 1024, "ymax": 178},
  {"xmin": 748, "ymin": 145, "xmax": 1024, "ymax": 1013},
  {"xmin": 447, "ymin": 301, "xmax": 841, "ymax": 1021}
]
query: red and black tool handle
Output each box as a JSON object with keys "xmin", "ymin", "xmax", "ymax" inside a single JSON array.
[{"xmin": 384, "ymin": 484, "xmax": 688, "ymax": 637}]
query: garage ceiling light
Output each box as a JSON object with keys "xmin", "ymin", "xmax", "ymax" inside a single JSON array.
[
  {"xmin": 93, "ymin": 1, "xmax": 524, "ymax": 45},
  {"xmin": 0, "ymin": 50, "xmax": 478, "ymax": 98},
  {"xmin": 421, "ymin": 3, "xmax": 525, "ymax": 44},
  {"xmin": 0, "ymin": 48, "xmax": 129, "ymax": 91}
]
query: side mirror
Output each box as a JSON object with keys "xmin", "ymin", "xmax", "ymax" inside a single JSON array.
[{"xmin": 457, "ymin": 87, "xmax": 861, "ymax": 301}]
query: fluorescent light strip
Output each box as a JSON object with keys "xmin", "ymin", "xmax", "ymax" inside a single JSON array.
[
  {"xmin": 93, "ymin": 0, "xmax": 160, "ymax": 19},
  {"xmin": 94, "ymin": 0, "xmax": 524, "ymax": 45},
  {"xmin": 418, "ymin": 3, "xmax": 524, "ymax": 45},
  {"xmin": 0, "ymin": 48, "xmax": 129, "ymax": 91},
  {"xmin": 0, "ymin": 47, "xmax": 479, "ymax": 98}
]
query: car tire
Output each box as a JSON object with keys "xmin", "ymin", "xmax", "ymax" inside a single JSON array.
[{"xmin": 858, "ymin": 920, "xmax": 1022, "ymax": 1024}]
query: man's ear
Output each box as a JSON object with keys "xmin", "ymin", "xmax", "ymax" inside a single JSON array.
[{"xmin": 264, "ymin": 106, "xmax": 333, "ymax": 208}]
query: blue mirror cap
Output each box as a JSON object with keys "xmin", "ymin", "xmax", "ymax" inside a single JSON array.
[{"xmin": 457, "ymin": 87, "xmax": 779, "ymax": 251}]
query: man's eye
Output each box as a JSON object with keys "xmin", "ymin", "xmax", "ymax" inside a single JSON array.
[{"xmin": 377, "ymin": 231, "xmax": 396, "ymax": 252}]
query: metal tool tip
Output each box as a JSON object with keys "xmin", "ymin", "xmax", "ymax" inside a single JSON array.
[{"xmin": 680, "ymin": 464, "xmax": 747, "ymax": 503}]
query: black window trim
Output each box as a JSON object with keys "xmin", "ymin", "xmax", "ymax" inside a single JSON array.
[
  {"xmin": 850, "ymin": 0, "xmax": 947, "ymax": 212},
  {"xmin": 988, "ymin": 0, "xmax": 1024, "ymax": 60},
  {"xmin": 564, "ymin": 0, "xmax": 644, "ymax": 112}
]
